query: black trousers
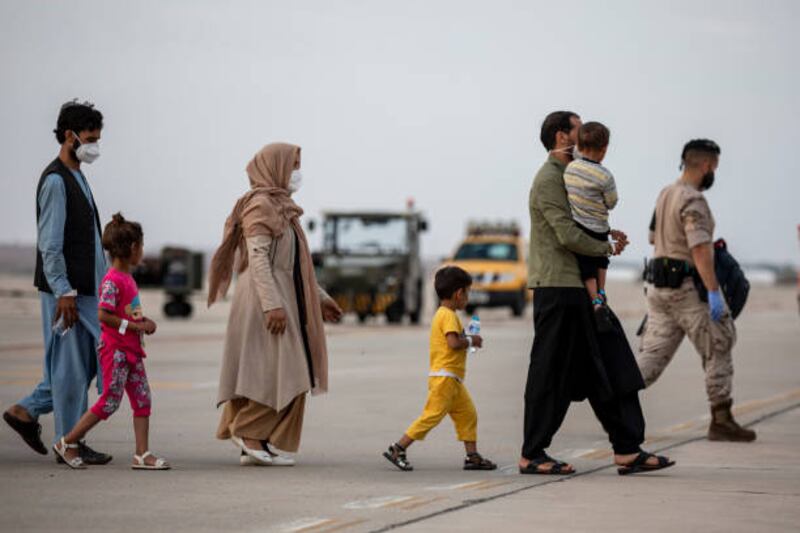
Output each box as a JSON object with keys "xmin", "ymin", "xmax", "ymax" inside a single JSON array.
[
  {"xmin": 573, "ymin": 223, "xmax": 610, "ymax": 282},
  {"xmin": 522, "ymin": 287, "xmax": 644, "ymax": 459}
]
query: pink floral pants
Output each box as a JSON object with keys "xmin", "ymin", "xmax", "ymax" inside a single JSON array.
[{"xmin": 90, "ymin": 343, "xmax": 151, "ymax": 420}]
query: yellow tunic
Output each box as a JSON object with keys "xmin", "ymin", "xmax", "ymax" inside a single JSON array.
[{"xmin": 428, "ymin": 306, "xmax": 467, "ymax": 380}]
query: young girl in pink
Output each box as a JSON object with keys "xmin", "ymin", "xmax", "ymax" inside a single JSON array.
[{"xmin": 53, "ymin": 213, "xmax": 169, "ymax": 470}]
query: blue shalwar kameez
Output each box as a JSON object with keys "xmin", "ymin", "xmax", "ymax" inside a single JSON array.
[{"xmin": 18, "ymin": 168, "xmax": 107, "ymax": 440}]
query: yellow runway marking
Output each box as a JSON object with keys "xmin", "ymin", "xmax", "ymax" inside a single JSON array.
[
  {"xmin": 383, "ymin": 497, "xmax": 423, "ymax": 509},
  {"xmin": 664, "ymin": 420, "xmax": 700, "ymax": 432},
  {"xmin": 278, "ymin": 518, "xmax": 337, "ymax": 532},
  {"xmin": 277, "ymin": 517, "xmax": 369, "ymax": 533},
  {"xmin": 579, "ymin": 449, "xmax": 613, "ymax": 460},
  {"xmin": 425, "ymin": 481, "xmax": 485, "ymax": 491},
  {"xmin": 453, "ymin": 479, "xmax": 512, "ymax": 491},
  {"xmin": 473, "ymin": 480, "xmax": 512, "ymax": 491},
  {"xmin": 343, "ymin": 496, "xmax": 415, "ymax": 510},
  {"xmin": 731, "ymin": 388, "xmax": 800, "ymax": 417},
  {"xmin": 315, "ymin": 519, "xmax": 367, "ymax": 532},
  {"xmin": 578, "ymin": 387, "xmax": 800, "ymax": 461},
  {"xmin": 395, "ymin": 496, "xmax": 445, "ymax": 510}
]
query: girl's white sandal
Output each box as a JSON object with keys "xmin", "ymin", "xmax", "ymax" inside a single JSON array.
[
  {"xmin": 132, "ymin": 451, "xmax": 170, "ymax": 470},
  {"xmin": 231, "ymin": 436, "xmax": 272, "ymax": 466},
  {"xmin": 53, "ymin": 437, "xmax": 86, "ymax": 470}
]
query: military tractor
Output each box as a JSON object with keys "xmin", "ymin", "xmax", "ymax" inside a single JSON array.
[
  {"xmin": 133, "ymin": 247, "xmax": 204, "ymax": 318},
  {"xmin": 309, "ymin": 209, "xmax": 428, "ymax": 324}
]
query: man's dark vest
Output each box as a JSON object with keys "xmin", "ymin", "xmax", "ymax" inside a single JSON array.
[{"xmin": 33, "ymin": 158, "xmax": 102, "ymax": 296}]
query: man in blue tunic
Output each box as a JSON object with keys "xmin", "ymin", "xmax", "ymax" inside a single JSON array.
[{"xmin": 3, "ymin": 100, "xmax": 112, "ymax": 465}]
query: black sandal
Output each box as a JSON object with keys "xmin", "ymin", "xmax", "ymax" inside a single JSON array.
[
  {"xmin": 3, "ymin": 411, "xmax": 47, "ymax": 455},
  {"xmin": 382, "ymin": 443, "xmax": 413, "ymax": 471},
  {"xmin": 519, "ymin": 454, "xmax": 575, "ymax": 475},
  {"xmin": 464, "ymin": 452, "xmax": 497, "ymax": 471},
  {"xmin": 617, "ymin": 452, "xmax": 675, "ymax": 476}
]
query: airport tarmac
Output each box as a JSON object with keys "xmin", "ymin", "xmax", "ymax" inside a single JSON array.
[{"xmin": 0, "ymin": 279, "xmax": 798, "ymax": 532}]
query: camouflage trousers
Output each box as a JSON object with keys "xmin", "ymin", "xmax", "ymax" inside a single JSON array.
[{"xmin": 638, "ymin": 279, "xmax": 736, "ymax": 406}]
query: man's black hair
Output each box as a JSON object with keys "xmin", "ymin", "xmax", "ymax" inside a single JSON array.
[
  {"xmin": 434, "ymin": 266, "xmax": 472, "ymax": 300},
  {"xmin": 54, "ymin": 99, "xmax": 103, "ymax": 144},
  {"xmin": 540, "ymin": 111, "xmax": 579, "ymax": 151},
  {"xmin": 680, "ymin": 138, "xmax": 720, "ymax": 167}
]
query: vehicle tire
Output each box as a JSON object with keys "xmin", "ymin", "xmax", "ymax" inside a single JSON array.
[
  {"xmin": 357, "ymin": 313, "xmax": 369, "ymax": 324},
  {"xmin": 164, "ymin": 296, "xmax": 192, "ymax": 318},
  {"xmin": 163, "ymin": 301, "xmax": 176, "ymax": 317},
  {"xmin": 164, "ymin": 300, "xmax": 183, "ymax": 318},
  {"xmin": 511, "ymin": 291, "xmax": 525, "ymax": 317},
  {"xmin": 386, "ymin": 300, "xmax": 405, "ymax": 324},
  {"xmin": 465, "ymin": 305, "xmax": 477, "ymax": 315},
  {"xmin": 409, "ymin": 279, "xmax": 423, "ymax": 324}
]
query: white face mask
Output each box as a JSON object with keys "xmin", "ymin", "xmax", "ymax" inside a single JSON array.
[
  {"xmin": 72, "ymin": 131, "xmax": 100, "ymax": 164},
  {"xmin": 551, "ymin": 144, "xmax": 577, "ymax": 159},
  {"xmin": 288, "ymin": 169, "xmax": 303, "ymax": 193}
]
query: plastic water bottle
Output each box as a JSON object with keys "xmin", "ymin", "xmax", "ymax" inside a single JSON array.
[
  {"xmin": 52, "ymin": 317, "xmax": 71, "ymax": 337},
  {"xmin": 466, "ymin": 315, "xmax": 480, "ymax": 354}
]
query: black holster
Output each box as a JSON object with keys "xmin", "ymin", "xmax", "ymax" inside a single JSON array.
[{"xmin": 648, "ymin": 257, "xmax": 693, "ymax": 289}]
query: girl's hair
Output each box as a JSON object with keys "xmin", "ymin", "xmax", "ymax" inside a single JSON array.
[{"xmin": 102, "ymin": 213, "xmax": 143, "ymax": 260}]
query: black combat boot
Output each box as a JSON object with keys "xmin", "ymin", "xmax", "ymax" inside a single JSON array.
[{"xmin": 708, "ymin": 400, "xmax": 756, "ymax": 442}]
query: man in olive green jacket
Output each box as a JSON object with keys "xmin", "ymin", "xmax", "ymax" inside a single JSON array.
[{"xmin": 519, "ymin": 111, "xmax": 673, "ymax": 476}]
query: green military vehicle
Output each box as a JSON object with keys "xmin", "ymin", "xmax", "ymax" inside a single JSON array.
[{"xmin": 310, "ymin": 210, "xmax": 428, "ymax": 324}]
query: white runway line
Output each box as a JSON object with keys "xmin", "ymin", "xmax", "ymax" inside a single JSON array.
[
  {"xmin": 425, "ymin": 481, "xmax": 490, "ymax": 491},
  {"xmin": 342, "ymin": 496, "xmax": 415, "ymax": 510},
  {"xmin": 272, "ymin": 517, "xmax": 335, "ymax": 532},
  {"xmin": 499, "ymin": 464, "xmax": 518, "ymax": 475},
  {"xmin": 563, "ymin": 448, "xmax": 597, "ymax": 459}
]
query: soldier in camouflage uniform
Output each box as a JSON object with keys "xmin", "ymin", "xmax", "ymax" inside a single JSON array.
[{"xmin": 638, "ymin": 139, "xmax": 755, "ymax": 442}]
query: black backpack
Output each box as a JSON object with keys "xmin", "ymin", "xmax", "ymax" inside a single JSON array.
[{"xmin": 708, "ymin": 238, "xmax": 750, "ymax": 319}]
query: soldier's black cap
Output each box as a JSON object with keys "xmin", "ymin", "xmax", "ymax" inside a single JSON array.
[{"xmin": 681, "ymin": 139, "xmax": 721, "ymax": 162}]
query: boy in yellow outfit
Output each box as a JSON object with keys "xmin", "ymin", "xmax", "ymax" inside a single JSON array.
[{"xmin": 382, "ymin": 266, "xmax": 497, "ymax": 472}]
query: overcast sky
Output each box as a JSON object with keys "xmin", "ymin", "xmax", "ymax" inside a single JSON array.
[{"xmin": 1, "ymin": 0, "xmax": 797, "ymax": 265}]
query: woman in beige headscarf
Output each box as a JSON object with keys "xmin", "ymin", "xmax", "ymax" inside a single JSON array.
[{"xmin": 208, "ymin": 142, "xmax": 342, "ymax": 466}]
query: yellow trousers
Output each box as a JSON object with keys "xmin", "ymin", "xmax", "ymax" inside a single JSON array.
[{"xmin": 406, "ymin": 376, "xmax": 477, "ymax": 442}]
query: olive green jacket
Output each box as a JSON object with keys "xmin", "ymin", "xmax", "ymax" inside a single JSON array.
[{"xmin": 527, "ymin": 155, "xmax": 613, "ymax": 288}]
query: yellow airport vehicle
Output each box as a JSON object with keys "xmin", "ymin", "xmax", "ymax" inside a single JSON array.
[{"xmin": 443, "ymin": 221, "xmax": 530, "ymax": 317}]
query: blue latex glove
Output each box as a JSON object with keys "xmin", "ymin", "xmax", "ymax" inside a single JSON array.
[{"xmin": 708, "ymin": 289, "xmax": 725, "ymax": 322}]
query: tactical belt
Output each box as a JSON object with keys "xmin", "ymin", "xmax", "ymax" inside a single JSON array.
[{"xmin": 645, "ymin": 257, "xmax": 695, "ymax": 289}]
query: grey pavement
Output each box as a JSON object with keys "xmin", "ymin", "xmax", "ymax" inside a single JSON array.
[{"xmin": 0, "ymin": 281, "xmax": 798, "ymax": 533}]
